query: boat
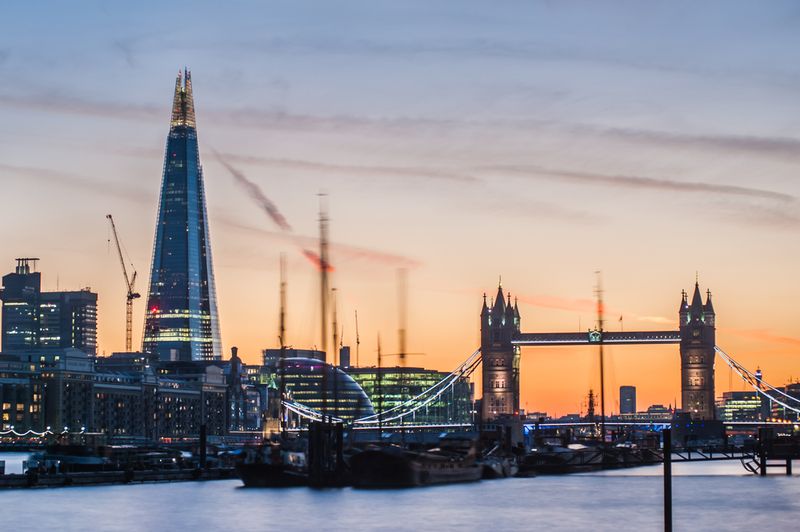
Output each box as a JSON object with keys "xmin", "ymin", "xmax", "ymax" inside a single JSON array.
[
  {"xmin": 517, "ymin": 443, "xmax": 606, "ymax": 475},
  {"xmin": 350, "ymin": 436, "xmax": 482, "ymax": 488},
  {"xmin": 27, "ymin": 444, "xmax": 111, "ymax": 473},
  {"xmin": 481, "ymin": 454, "xmax": 519, "ymax": 479},
  {"xmin": 235, "ymin": 439, "xmax": 309, "ymax": 487}
]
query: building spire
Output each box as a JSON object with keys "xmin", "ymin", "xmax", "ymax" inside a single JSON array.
[{"xmin": 170, "ymin": 68, "xmax": 196, "ymax": 129}]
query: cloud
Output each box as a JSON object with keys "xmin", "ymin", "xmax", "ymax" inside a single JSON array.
[
  {"xmin": 112, "ymin": 39, "xmax": 137, "ymax": 68},
  {"xmin": 713, "ymin": 201, "xmax": 800, "ymax": 230},
  {"xmin": 479, "ymin": 195, "xmax": 604, "ymax": 224},
  {"xmin": 221, "ymin": 152, "xmax": 479, "ymax": 184},
  {"xmin": 0, "ymin": 92, "xmax": 161, "ymax": 121},
  {"xmin": 635, "ymin": 316, "xmax": 675, "ymax": 325},
  {"xmin": 4, "ymin": 84, "xmax": 800, "ymax": 168},
  {"xmin": 724, "ymin": 327, "xmax": 800, "ymax": 347},
  {"xmin": 217, "ymin": 216, "xmax": 420, "ymax": 269},
  {"xmin": 482, "ymin": 164, "xmax": 794, "ymax": 202},
  {"xmin": 594, "ymin": 126, "xmax": 800, "ymax": 162},
  {"xmin": 515, "ymin": 292, "xmax": 673, "ymax": 329},
  {"xmin": 212, "ymin": 151, "xmax": 292, "ymax": 231},
  {"xmin": 0, "ymin": 163, "xmax": 150, "ymax": 203},
  {"xmin": 515, "ymin": 293, "xmax": 596, "ymax": 315}
]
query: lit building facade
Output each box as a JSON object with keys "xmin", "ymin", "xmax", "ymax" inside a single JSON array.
[
  {"xmin": 280, "ymin": 358, "xmax": 374, "ymax": 423},
  {"xmin": 0, "ymin": 354, "xmax": 42, "ymax": 430},
  {"xmin": 716, "ymin": 391, "xmax": 764, "ymax": 422},
  {"xmin": 480, "ymin": 283, "xmax": 521, "ymax": 421},
  {"xmin": 143, "ymin": 69, "xmax": 222, "ymax": 362},
  {"xmin": 1, "ymin": 259, "xmax": 97, "ymax": 357},
  {"xmin": 770, "ymin": 383, "xmax": 800, "ymax": 422},
  {"xmin": 39, "ymin": 290, "xmax": 97, "ymax": 356},
  {"xmin": 679, "ymin": 283, "xmax": 716, "ymax": 420},
  {"xmin": 0, "ymin": 259, "xmax": 41, "ymax": 353},
  {"xmin": 348, "ymin": 366, "xmax": 473, "ymax": 424}
]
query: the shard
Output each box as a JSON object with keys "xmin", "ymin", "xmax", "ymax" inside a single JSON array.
[{"xmin": 142, "ymin": 69, "xmax": 222, "ymax": 361}]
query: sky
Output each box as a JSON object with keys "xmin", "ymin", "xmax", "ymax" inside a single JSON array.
[{"xmin": 2, "ymin": 1, "xmax": 800, "ymax": 415}]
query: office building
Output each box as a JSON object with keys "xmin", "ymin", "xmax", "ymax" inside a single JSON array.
[
  {"xmin": 716, "ymin": 391, "xmax": 764, "ymax": 422},
  {"xmin": 348, "ymin": 366, "xmax": 474, "ymax": 424},
  {"xmin": 1, "ymin": 259, "xmax": 97, "ymax": 357},
  {"xmin": 143, "ymin": 69, "xmax": 222, "ymax": 362},
  {"xmin": 1, "ymin": 258, "xmax": 42, "ymax": 353}
]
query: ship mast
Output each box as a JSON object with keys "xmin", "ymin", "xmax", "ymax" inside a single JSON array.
[
  {"xmin": 319, "ymin": 194, "xmax": 330, "ymax": 419},
  {"xmin": 331, "ymin": 287, "xmax": 339, "ymax": 420},
  {"xmin": 279, "ymin": 253, "xmax": 287, "ymax": 435},
  {"xmin": 595, "ymin": 271, "xmax": 606, "ymax": 441}
]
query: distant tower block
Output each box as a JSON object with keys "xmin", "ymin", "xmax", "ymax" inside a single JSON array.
[
  {"xmin": 480, "ymin": 281, "xmax": 520, "ymax": 421},
  {"xmin": 142, "ymin": 70, "xmax": 222, "ymax": 362},
  {"xmin": 679, "ymin": 283, "xmax": 716, "ymax": 420},
  {"xmin": 619, "ymin": 385, "xmax": 636, "ymax": 414}
]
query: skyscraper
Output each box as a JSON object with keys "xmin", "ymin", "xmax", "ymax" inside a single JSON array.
[
  {"xmin": 0, "ymin": 258, "xmax": 41, "ymax": 353},
  {"xmin": 0, "ymin": 259, "xmax": 97, "ymax": 356},
  {"xmin": 142, "ymin": 70, "xmax": 222, "ymax": 362}
]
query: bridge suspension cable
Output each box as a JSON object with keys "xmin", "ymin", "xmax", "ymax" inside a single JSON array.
[
  {"xmin": 277, "ymin": 348, "xmax": 481, "ymax": 427},
  {"xmin": 353, "ymin": 348, "xmax": 482, "ymax": 425},
  {"xmin": 356, "ymin": 354, "xmax": 482, "ymax": 425},
  {"xmin": 715, "ymin": 345, "xmax": 800, "ymax": 415},
  {"xmin": 282, "ymin": 399, "xmax": 344, "ymax": 424}
]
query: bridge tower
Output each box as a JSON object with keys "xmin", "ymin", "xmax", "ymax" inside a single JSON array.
[
  {"xmin": 679, "ymin": 282, "xmax": 716, "ymax": 420},
  {"xmin": 481, "ymin": 281, "xmax": 520, "ymax": 421}
]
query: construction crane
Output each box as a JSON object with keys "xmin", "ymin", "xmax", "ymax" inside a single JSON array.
[{"xmin": 106, "ymin": 214, "xmax": 140, "ymax": 352}]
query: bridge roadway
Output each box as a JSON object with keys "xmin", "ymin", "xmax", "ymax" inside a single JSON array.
[{"xmin": 514, "ymin": 330, "xmax": 681, "ymax": 346}]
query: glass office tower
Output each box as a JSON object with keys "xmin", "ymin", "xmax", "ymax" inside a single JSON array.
[{"xmin": 142, "ymin": 70, "xmax": 222, "ymax": 362}]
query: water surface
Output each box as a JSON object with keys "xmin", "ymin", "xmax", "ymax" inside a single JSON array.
[{"xmin": 1, "ymin": 457, "xmax": 796, "ymax": 531}]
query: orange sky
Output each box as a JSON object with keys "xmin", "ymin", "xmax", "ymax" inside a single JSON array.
[{"xmin": 2, "ymin": 2, "xmax": 800, "ymax": 416}]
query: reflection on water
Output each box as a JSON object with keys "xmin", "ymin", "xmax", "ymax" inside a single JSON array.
[{"xmin": 1, "ymin": 456, "xmax": 797, "ymax": 531}]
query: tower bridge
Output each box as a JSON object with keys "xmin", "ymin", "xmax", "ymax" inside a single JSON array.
[
  {"xmin": 283, "ymin": 278, "xmax": 796, "ymax": 434},
  {"xmin": 481, "ymin": 280, "xmax": 717, "ymax": 421}
]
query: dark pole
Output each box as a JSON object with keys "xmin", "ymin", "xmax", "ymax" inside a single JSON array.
[
  {"xmin": 200, "ymin": 423, "xmax": 207, "ymax": 470},
  {"xmin": 377, "ymin": 336, "xmax": 383, "ymax": 441},
  {"xmin": 663, "ymin": 427, "xmax": 672, "ymax": 532},
  {"xmin": 758, "ymin": 427, "xmax": 767, "ymax": 477},
  {"xmin": 279, "ymin": 253, "xmax": 287, "ymax": 435}
]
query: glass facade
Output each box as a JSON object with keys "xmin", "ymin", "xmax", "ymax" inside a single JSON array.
[
  {"xmin": 1, "ymin": 262, "xmax": 41, "ymax": 353},
  {"xmin": 1, "ymin": 261, "xmax": 97, "ymax": 356},
  {"xmin": 143, "ymin": 70, "xmax": 222, "ymax": 362},
  {"xmin": 39, "ymin": 291, "xmax": 97, "ymax": 356},
  {"xmin": 717, "ymin": 391, "xmax": 765, "ymax": 422},
  {"xmin": 348, "ymin": 366, "xmax": 474, "ymax": 424},
  {"xmin": 280, "ymin": 358, "xmax": 374, "ymax": 423}
]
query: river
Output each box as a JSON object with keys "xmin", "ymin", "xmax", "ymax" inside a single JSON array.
[{"xmin": 1, "ymin": 453, "xmax": 797, "ymax": 530}]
